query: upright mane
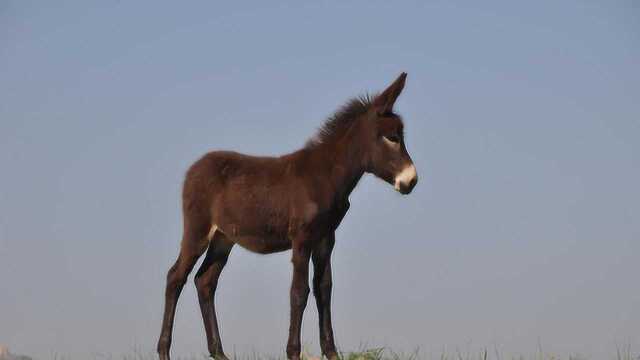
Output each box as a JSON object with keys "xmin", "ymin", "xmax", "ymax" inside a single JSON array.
[{"xmin": 305, "ymin": 95, "xmax": 374, "ymax": 148}]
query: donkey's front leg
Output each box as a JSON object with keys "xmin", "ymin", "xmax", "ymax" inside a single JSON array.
[
  {"xmin": 286, "ymin": 241, "xmax": 311, "ymax": 360},
  {"xmin": 312, "ymin": 233, "xmax": 338, "ymax": 360}
]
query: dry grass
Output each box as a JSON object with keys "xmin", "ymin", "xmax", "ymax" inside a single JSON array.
[{"xmin": 45, "ymin": 345, "xmax": 638, "ymax": 360}]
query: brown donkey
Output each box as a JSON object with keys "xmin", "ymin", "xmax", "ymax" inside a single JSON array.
[{"xmin": 157, "ymin": 73, "xmax": 418, "ymax": 360}]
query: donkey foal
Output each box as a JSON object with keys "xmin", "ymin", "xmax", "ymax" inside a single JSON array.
[{"xmin": 158, "ymin": 73, "xmax": 418, "ymax": 360}]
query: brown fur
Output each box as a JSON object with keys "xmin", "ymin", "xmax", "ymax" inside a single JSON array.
[{"xmin": 157, "ymin": 73, "xmax": 417, "ymax": 360}]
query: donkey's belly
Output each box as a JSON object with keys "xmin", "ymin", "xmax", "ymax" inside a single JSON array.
[{"xmin": 228, "ymin": 234, "xmax": 292, "ymax": 254}]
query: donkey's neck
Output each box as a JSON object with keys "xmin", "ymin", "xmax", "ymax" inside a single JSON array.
[{"xmin": 306, "ymin": 120, "xmax": 367, "ymax": 202}]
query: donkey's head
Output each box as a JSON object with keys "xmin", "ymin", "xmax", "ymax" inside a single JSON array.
[{"xmin": 363, "ymin": 73, "xmax": 418, "ymax": 194}]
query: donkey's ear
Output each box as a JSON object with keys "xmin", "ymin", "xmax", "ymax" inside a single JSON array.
[{"xmin": 373, "ymin": 72, "xmax": 407, "ymax": 114}]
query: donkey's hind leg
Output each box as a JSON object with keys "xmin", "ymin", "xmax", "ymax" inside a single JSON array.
[
  {"xmin": 158, "ymin": 220, "xmax": 211, "ymax": 360},
  {"xmin": 194, "ymin": 229, "xmax": 234, "ymax": 360}
]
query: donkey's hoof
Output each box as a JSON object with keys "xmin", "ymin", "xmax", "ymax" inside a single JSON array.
[
  {"xmin": 324, "ymin": 352, "xmax": 339, "ymax": 360},
  {"xmin": 210, "ymin": 353, "xmax": 230, "ymax": 360}
]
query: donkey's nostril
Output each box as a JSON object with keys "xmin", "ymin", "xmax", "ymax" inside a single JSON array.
[{"xmin": 409, "ymin": 176, "xmax": 417, "ymax": 189}]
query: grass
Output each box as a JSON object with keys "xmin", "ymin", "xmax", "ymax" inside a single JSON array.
[{"xmin": 47, "ymin": 344, "xmax": 637, "ymax": 360}]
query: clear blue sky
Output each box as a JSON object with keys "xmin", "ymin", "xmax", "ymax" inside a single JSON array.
[{"xmin": 1, "ymin": 1, "xmax": 638, "ymax": 359}]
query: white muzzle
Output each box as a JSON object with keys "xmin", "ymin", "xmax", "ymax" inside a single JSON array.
[{"xmin": 394, "ymin": 164, "xmax": 418, "ymax": 193}]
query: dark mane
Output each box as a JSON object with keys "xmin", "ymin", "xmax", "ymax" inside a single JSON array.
[{"xmin": 305, "ymin": 94, "xmax": 374, "ymax": 148}]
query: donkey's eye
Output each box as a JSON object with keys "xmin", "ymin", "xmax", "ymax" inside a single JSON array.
[{"xmin": 383, "ymin": 135, "xmax": 400, "ymax": 143}]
